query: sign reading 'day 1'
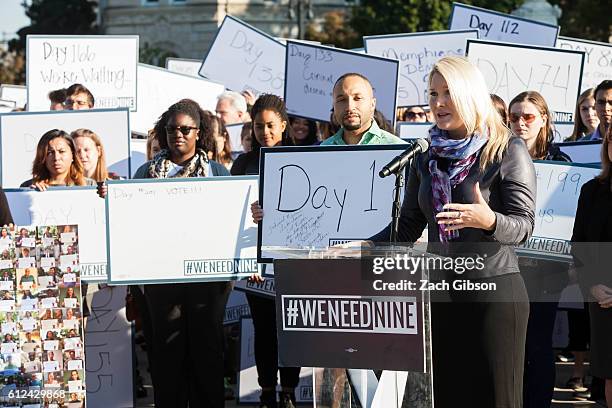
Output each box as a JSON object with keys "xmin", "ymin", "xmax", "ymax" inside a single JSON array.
[
  {"xmin": 284, "ymin": 41, "xmax": 399, "ymax": 124},
  {"xmin": 466, "ymin": 40, "xmax": 584, "ymax": 121},
  {"xmin": 364, "ymin": 30, "xmax": 478, "ymax": 107},
  {"xmin": 199, "ymin": 15, "xmax": 285, "ymax": 96},
  {"xmin": 258, "ymin": 145, "xmax": 407, "ymax": 263},
  {"xmin": 449, "ymin": 2, "xmax": 559, "ymax": 47},
  {"xmin": 556, "ymin": 36, "xmax": 612, "ymax": 92},
  {"xmin": 26, "ymin": 35, "xmax": 138, "ymax": 112}
]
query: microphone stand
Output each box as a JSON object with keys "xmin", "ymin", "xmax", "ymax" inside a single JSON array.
[{"xmin": 388, "ymin": 161, "xmax": 408, "ymax": 243}]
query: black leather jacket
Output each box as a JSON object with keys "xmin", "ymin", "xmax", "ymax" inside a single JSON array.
[{"xmin": 372, "ymin": 136, "xmax": 536, "ymax": 279}]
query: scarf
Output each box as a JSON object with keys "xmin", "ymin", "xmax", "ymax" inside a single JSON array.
[
  {"xmin": 148, "ymin": 148, "xmax": 209, "ymax": 179},
  {"xmin": 428, "ymin": 126, "xmax": 488, "ymax": 242}
]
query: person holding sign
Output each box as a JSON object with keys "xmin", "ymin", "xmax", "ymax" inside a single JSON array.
[
  {"xmin": 71, "ymin": 128, "xmax": 118, "ymax": 181},
  {"xmin": 370, "ymin": 56, "xmax": 536, "ymax": 407},
  {"xmin": 20, "ymin": 130, "xmax": 95, "ymax": 190},
  {"xmin": 566, "ymin": 88, "xmax": 600, "ymax": 141},
  {"xmin": 48, "ymin": 89, "xmax": 66, "ymax": 111},
  {"xmin": 63, "ymin": 84, "xmax": 94, "ymax": 110},
  {"xmin": 582, "ymin": 80, "xmax": 612, "ymax": 141},
  {"xmin": 571, "ymin": 126, "xmax": 612, "ymax": 407},
  {"xmin": 216, "ymin": 91, "xmax": 250, "ymax": 125},
  {"xmin": 508, "ymin": 91, "xmax": 571, "ymax": 407},
  {"xmin": 100, "ymin": 99, "xmax": 232, "ymax": 408}
]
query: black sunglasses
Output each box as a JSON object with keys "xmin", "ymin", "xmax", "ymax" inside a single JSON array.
[
  {"xmin": 405, "ymin": 111, "xmax": 426, "ymax": 119},
  {"xmin": 165, "ymin": 126, "xmax": 198, "ymax": 136}
]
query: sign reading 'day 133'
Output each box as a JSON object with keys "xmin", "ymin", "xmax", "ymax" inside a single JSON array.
[
  {"xmin": 258, "ymin": 145, "xmax": 408, "ymax": 263},
  {"xmin": 199, "ymin": 15, "xmax": 285, "ymax": 96},
  {"xmin": 448, "ymin": 2, "xmax": 559, "ymax": 47},
  {"xmin": 26, "ymin": 35, "xmax": 139, "ymax": 112},
  {"xmin": 466, "ymin": 40, "xmax": 585, "ymax": 121},
  {"xmin": 364, "ymin": 30, "xmax": 478, "ymax": 107}
]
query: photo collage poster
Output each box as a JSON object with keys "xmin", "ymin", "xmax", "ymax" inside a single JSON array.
[{"xmin": 0, "ymin": 225, "xmax": 85, "ymax": 407}]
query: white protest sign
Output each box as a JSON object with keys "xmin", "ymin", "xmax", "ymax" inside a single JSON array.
[
  {"xmin": 0, "ymin": 99, "xmax": 16, "ymax": 113},
  {"xmin": 224, "ymin": 289, "xmax": 250, "ymax": 325},
  {"xmin": 0, "ymin": 108, "xmax": 131, "ymax": 188},
  {"xmin": 226, "ymin": 123, "xmax": 245, "ymax": 154},
  {"xmin": 26, "ymin": 35, "xmax": 138, "ymax": 111},
  {"xmin": 85, "ymin": 286, "xmax": 133, "ymax": 407},
  {"xmin": 234, "ymin": 276, "xmax": 275, "ymax": 298},
  {"xmin": 5, "ymin": 187, "xmax": 108, "ymax": 281},
  {"xmin": 397, "ymin": 122, "xmax": 432, "ymax": 140},
  {"xmin": 0, "ymin": 84, "xmax": 27, "ymax": 108},
  {"xmin": 449, "ymin": 2, "xmax": 559, "ymax": 46},
  {"xmin": 284, "ymin": 41, "xmax": 399, "ymax": 123},
  {"xmin": 466, "ymin": 40, "xmax": 584, "ymax": 120},
  {"xmin": 106, "ymin": 176, "xmax": 259, "ymax": 284},
  {"xmin": 130, "ymin": 137, "xmax": 148, "ymax": 177},
  {"xmin": 131, "ymin": 64, "xmax": 224, "ymax": 135},
  {"xmin": 199, "ymin": 15, "xmax": 285, "ymax": 96},
  {"xmin": 364, "ymin": 30, "xmax": 478, "ymax": 106},
  {"xmin": 553, "ymin": 122, "xmax": 574, "ymax": 142},
  {"xmin": 239, "ymin": 317, "xmax": 313, "ymax": 404},
  {"xmin": 517, "ymin": 162, "xmax": 599, "ymax": 260},
  {"xmin": 165, "ymin": 57, "xmax": 202, "ymax": 77},
  {"xmin": 556, "ymin": 36, "xmax": 612, "ymax": 92},
  {"xmin": 558, "ymin": 141, "xmax": 602, "ymax": 163},
  {"xmin": 259, "ymin": 145, "xmax": 407, "ymax": 262}
]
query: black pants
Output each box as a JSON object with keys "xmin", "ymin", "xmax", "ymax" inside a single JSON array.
[
  {"xmin": 566, "ymin": 305, "xmax": 590, "ymax": 351},
  {"xmin": 246, "ymin": 293, "xmax": 301, "ymax": 389},
  {"xmin": 523, "ymin": 299, "xmax": 560, "ymax": 408},
  {"xmin": 145, "ymin": 282, "xmax": 231, "ymax": 408},
  {"xmin": 432, "ymin": 273, "xmax": 529, "ymax": 408}
]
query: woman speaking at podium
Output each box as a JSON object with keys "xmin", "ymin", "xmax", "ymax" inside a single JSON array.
[{"xmin": 371, "ymin": 56, "xmax": 536, "ymax": 407}]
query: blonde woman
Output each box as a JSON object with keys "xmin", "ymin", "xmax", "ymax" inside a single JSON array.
[
  {"xmin": 566, "ymin": 88, "xmax": 599, "ymax": 141},
  {"xmin": 71, "ymin": 128, "xmax": 119, "ymax": 181},
  {"xmin": 371, "ymin": 56, "xmax": 536, "ymax": 407}
]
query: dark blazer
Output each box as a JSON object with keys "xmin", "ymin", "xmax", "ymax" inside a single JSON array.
[
  {"xmin": 372, "ymin": 136, "xmax": 536, "ymax": 279},
  {"xmin": 230, "ymin": 150, "xmax": 260, "ymax": 176},
  {"xmin": 571, "ymin": 177, "xmax": 612, "ymax": 297}
]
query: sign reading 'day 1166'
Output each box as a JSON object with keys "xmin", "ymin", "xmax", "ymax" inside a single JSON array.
[{"xmin": 26, "ymin": 35, "xmax": 139, "ymax": 112}]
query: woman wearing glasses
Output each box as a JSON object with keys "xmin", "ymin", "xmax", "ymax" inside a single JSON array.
[
  {"xmin": 402, "ymin": 105, "xmax": 428, "ymax": 122},
  {"xmin": 118, "ymin": 99, "xmax": 231, "ymax": 408},
  {"xmin": 508, "ymin": 91, "xmax": 570, "ymax": 408}
]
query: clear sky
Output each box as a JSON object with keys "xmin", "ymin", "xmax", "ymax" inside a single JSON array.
[{"xmin": 0, "ymin": 0, "xmax": 30, "ymax": 40}]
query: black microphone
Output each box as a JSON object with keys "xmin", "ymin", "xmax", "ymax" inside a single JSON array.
[{"xmin": 379, "ymin": 138, "xmax": 429, "ymax": 178}]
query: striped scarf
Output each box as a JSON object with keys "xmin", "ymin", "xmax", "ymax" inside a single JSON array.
[{"xmin": 428, "ymin": 126, "xmax": 487, "ymax": 242}]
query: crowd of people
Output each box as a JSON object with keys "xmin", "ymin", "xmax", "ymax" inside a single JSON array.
[{"xmin": 0, "ymin": 56, "xmax": 610, "ymax": 408}]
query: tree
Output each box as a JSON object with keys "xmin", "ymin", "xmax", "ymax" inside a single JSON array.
[
  {"xmin": 550, "ymin": 0, "xmax": 611, "ymax": 41},
  {"xmin": 0, "ymin": 49, "xmax": 26, "ymax": 85},
  {"xmin": 305, "ymin": 11, "xmax": 360, "ymax": 49}
]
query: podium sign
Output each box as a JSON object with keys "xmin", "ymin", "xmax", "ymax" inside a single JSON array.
[{"xmin": 275, "ymin": 257, "xmax": 426, "ymax": 372}]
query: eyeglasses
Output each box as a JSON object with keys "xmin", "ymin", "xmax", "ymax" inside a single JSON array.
[
  {"xmin": 509, "ymin": 113, "xmax": 537, "ymax": 124},
  {"xmin": 405, "ymin": 111, "xmax": 427, "ymax": 120},
  {"xmin": 165, "ymin": 126, "xmax": 198, "ymax": 135}
]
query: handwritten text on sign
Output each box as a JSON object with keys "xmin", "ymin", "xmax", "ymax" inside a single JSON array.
[
  {"xmin": 466, "ymin": 40, "xmax": 584, "ymax": 120},
  {"xmin": 27, "ymin": 36, "xmax": 138, "ymax": 111},
  {"xmin": 199, "ymin": 16, "xmax": 285, "ymax": 96},
  {"xmin": 364, "ymin": 30, "xmax": 478, "ymax": 106},
  {"xmin": 259, "ymin": 146, "xmax": 407, "ymax": 261},
  {"xmin": 557, "ymin": 37, "xmax": 612, "ymax": 92},
  {"xmin": 449, "ymin": 2, "xmax": 558, "ymax": 47}
]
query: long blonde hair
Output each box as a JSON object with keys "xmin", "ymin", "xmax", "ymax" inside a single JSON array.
[
  {"xmin": 428, "ymin": 56, "xmax": 509, "ymax": 170},
  {"xmin": 70, "ymin": 128, "xmax": 108, "ymax": 182}
]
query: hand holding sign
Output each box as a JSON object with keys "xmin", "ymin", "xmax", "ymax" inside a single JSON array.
[
  {"xmin": 591, "ymin": 284, "xmax": 612, "ymax": 308},
  {"xmin": 436, "ymin": 182, "xmax": 496, "ymax": 232}
]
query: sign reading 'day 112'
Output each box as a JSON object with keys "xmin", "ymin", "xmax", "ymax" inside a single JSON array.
[
  {"xmin": 284, "ymin": 41, "xmax": 399, "ymax": 124},
  {"xmin": 449, "ymin": 2, "xmax": 559, "ymax": 47},
  {"xmin": 364, "ymin": 30, "xmax": 478, "ymax": 107},
  {"xmin": 26, "ymin": 35, "xmax": 139, "ymax": 112},
  {"xmin": 258, "ymin": 145, "xmax": 407, "ymax": 263},
  {"xmin": 199, "ymin": 15, "xmax": 285, "ymax": 96},
  {"xmin": 466, "ymin": 40, "xmax": 584, "ymax": 121}
]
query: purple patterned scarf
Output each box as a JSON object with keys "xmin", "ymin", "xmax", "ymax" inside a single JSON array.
[{"xmin": 428, "ymin": 126, "xmax": 488, "ymax": 242}]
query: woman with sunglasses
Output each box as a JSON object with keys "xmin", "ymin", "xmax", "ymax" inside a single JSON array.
[
  {"xmin": 402, "ymin": 105, "xmax": 428, "ymax": 122},
  {"xmin": 508, "ymin": 91, "xmax": 570, "ymax": 408},
  {"xmin": 231, "ymin": 94, "xmax": 298, "ymax": 408}
]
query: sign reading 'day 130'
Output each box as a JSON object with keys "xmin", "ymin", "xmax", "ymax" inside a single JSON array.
[
  {"xmin": 258, "ymin": 145, "xmax": 407, "ymax": 262},
  {"xmin": 26, "ymin": 35, "xmax": 139, "ymax": 112}
]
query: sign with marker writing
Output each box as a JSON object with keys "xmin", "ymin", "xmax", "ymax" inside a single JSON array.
[
  {"xmin": 517, "ymin": 161, "xmax": 599, "ymax": 260},
  {"xmin": 106, "ymin": 176, "xmax": 260, "ymax": 284},
  {"xmin": 558, "ymin": 140, "xmax": 602, "ymax": 164},
  {"xmin": 0, "ymin": 84, "xmax": 27, "ymax": 109},
  {"xmin": 0, "ymin": 108, "xmax": 131, "ymax": 187},
  {"xmin": 165, "ymin": 57, "xmax": 202, "ymax": 77},
  {"xmin": 284, "ymin": 41, "xmax": 399, "ymax": 123},
  {"xmin": 131, "ymin": 64, "xmax": 225, "ymax": 135},
  {"xmin": 199, "ymin": 15, "xmax": 285, "ymax": 96},
  {"xmin": 226, "ymin": 123, "xmax": 245, "ymax": 154},
  {"xmin": 5, "ymin": 187, "xmax": 108, "ymax": 282},
  {"xmin": 364, "ymin": 30, "xmax": 478, "ymax": 106},
  {"xmin": 556, "ymin": 36, "xmax": 612, "ymax": 92},
  {"xmin": 449, "ymin": 2, "xmax": 559, "ymax": 47},
  {"xmin": 258, "ymin": 145, "xmax": 407, "ymax": 262},
  {"xmin": 397, "ymin": 122, "xmax": 432, "ymax": 140},
  {"xmin": 26, "ymin": 35, "xmax": 138, "ymax": 112},
  {"xmin": 553, "ymin": 122, "xmax": 574, "ymax": 143},
  {"xmin": 466, "ymin": 40, "xmax": 584, "ymax": 120},
  {"xmin": 0, "ymin": 99, "xmax": 16, "ymax": 113}
]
